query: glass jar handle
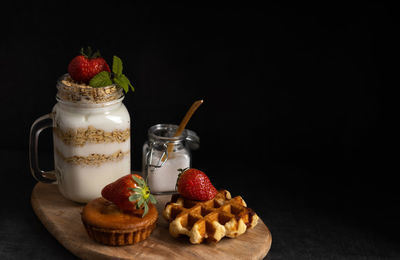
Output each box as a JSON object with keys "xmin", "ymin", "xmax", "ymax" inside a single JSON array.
[
  {"xmin": 29, "ymin": 113, "xmax": 57, "ymax": 183},
  {"xmin": 143, "ymin": 141, "xmax": 168, "ymax": 182},
  {"xmin": 147, "ymin": 141, "xmax": 169, "ymax": 168}
]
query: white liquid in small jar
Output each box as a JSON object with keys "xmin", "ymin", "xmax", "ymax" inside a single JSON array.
[
  {"xmin": 142, "ymin": 124, "xmax": 198, "ymax": 194},
  {"xmin": 145, "ymin": 149, "xmax": 190, "ymax": 193}
]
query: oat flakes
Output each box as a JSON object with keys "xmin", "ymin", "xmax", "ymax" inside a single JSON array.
[
  {"xmin": 54, "ymin": 126, "xmax": 130, "ymax": 146},
  {"xmin": 56, "ymin": 149, "xmax": 130, "ymax": 166}
]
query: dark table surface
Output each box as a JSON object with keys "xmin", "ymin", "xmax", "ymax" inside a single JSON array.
[{"xmin": 0, "ymin": 149, "xmax": 399, "ymax": 260}]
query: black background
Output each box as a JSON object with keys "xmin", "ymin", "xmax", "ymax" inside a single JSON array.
[{"xmin": 0, "ymin": 2, "xmax": 398, "ymax": 259}]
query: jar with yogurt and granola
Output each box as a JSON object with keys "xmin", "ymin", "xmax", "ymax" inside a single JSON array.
[
  {"xmin": 29, "ymin": 49, "xmax": 134, "ymax": 203},
  {"xmin": 30, "ymin": 74, "xmax": 131, "ymax": 202}
]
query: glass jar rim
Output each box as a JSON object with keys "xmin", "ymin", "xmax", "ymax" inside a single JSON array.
[{"xmin": 148, "ymin": 124, "xmax": 188, "ymax": 143}]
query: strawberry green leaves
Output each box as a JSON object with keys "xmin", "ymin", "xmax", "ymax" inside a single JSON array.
[
  {"xmin": 128, "ymin": 193, "xmax": 142, "ymax": 202},
  {"xmin": 148, "ymin": 193, "xmax": 157, "ymax": 204},
  {"xmin": 128, "ymin": 174, "xmax": 157, "ymax": 217},
  {"xmin": 80, "ymin": 46, "xmax": 101, "ymax": 59},
  {"xmin": 89, "ymin": 55, "xmax": 134, "ymax": 93},
  {"xmin": 132, "ymin": 174, "xmax": 146, "ymax": 187}
]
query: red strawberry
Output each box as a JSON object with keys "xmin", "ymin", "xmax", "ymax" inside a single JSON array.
[
  {"xmin": 68, "ymin": 47, "xmax": 110, "ymax": 84},
  {"xmin": 176, "ymin": 168, "xmax": 217, "ymax": 201},
  {"xmin": 101, "ymin": 174, "xmax": 156, "ymax": 217}
]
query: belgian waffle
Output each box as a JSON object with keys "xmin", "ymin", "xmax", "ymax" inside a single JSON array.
[{"xmin": 163, "ymin": 190, "xmax": 259, "ymax": 244}]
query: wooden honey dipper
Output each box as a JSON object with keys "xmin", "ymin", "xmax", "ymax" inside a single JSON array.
[{"xmin": 161, "ymin": 99, "xmax": 203, "ymax": 162}]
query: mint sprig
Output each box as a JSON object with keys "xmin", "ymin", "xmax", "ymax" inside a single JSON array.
[
  {"xmin": 89, "ymin": 55, "xmax": 135, "ymax": 93},
  {"xmin": 89, "ymin": 71, "xmax": 113, "ymax": 87},
  {"xmin": 112, "ymin": 55, "xmax": 123, "ymax": 77}
]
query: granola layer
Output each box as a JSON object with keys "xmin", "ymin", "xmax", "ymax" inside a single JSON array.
[
  {"xmin": 57, "ymin": 74, "xmax": 123, "ymax": 103},
  {"xmin": 56, "ymin": 149, "xmax": 130, "ymax": 166},
  {"xmin": 54, "ymin": 126, "xmax": 130, "ymax": 146}
]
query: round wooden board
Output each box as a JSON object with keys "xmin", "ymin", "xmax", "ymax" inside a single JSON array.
[{"xmin": 31, "ymin": 182, "xmax": 272, "ymax": 259}]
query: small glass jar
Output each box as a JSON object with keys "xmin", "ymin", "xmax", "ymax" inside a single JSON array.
[
  {"xmin": 29, "ymin": 74, "xmax": 131, "ymax": 203},
  {"xmin": 142, "ymin": 124, "xmax": 199, "ymax": 194}
]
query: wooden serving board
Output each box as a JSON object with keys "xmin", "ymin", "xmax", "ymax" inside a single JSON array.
[{"xmin": 31, "ymin": 182, "xmax": 272, "ymax": 259}]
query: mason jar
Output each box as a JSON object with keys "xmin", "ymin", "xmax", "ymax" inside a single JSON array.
[
  {"xmin": 142, "ymin": 124, "xmax": 199, "ymax": 194},
  {"xmin": 29, "ymin": 74, "xmax": 131, "ymax": 203}
]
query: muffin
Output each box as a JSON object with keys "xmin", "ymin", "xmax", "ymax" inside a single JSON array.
[
  {"xmin": 81, "ymin": 174, "xmax": 158, "ymax": 246},
  {"xmin": 82, "ymin": 197, "xmax": 157, "ymax": 246}
]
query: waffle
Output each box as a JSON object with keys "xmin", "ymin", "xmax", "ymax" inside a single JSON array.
[{"xmin": 163, "ymin": 190, "xmax": 259, "ymax": 244}]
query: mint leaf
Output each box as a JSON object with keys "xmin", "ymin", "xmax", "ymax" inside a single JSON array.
[
  {"xmin": 108, "ymin": 55, "xmax": 134, "ymax": 93},
  {"xmin": 112, "ymin": 55, "xmax": 123, "ymax": 77},
  {"xmin": 120, "ymin": 74, "xmax": 135, "ymax": 92},
  {"xmin": 113, "ymin": 76, "xmax": 129, "ymax": 93},
  {"xmin": 89, "ymin": 71, "xmax": 112, "ymax": 87}
]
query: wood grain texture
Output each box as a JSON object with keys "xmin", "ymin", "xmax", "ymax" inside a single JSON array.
[{"xmin": 31, "ymin": 182, "xmax": 271, "ymax": 260}]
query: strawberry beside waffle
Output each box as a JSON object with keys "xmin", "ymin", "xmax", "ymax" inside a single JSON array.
[{"xmin": 163, "ymin": 168, "xmax": 259, "ymax": 244}]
